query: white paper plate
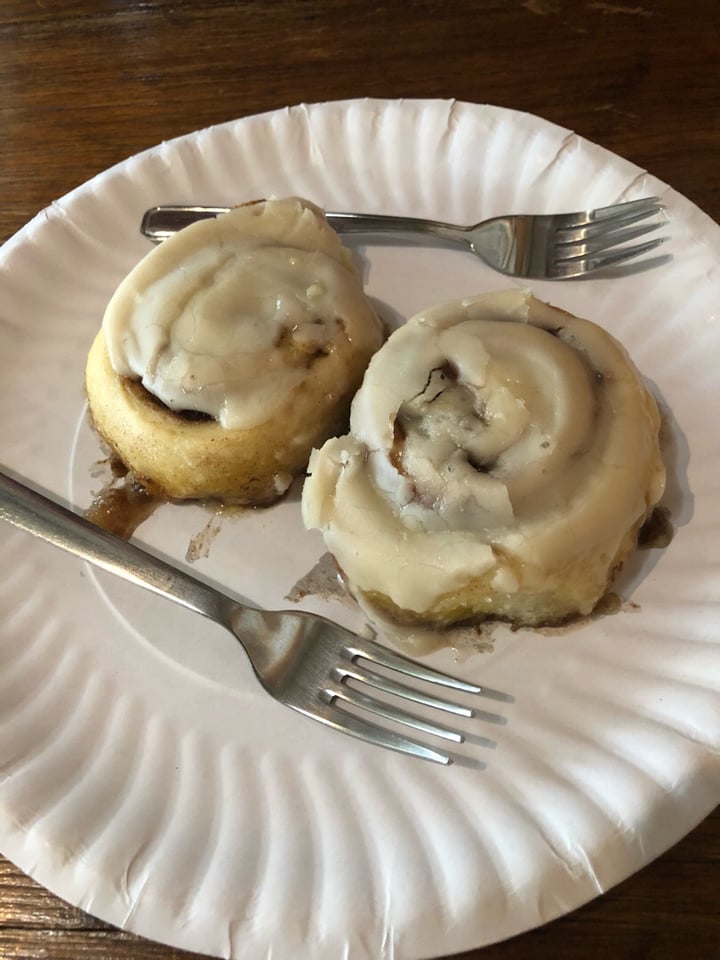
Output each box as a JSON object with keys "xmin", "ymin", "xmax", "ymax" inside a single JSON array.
[{"xmin": 1, "ymin": 99, "xmax": 719, "ymax": 959}]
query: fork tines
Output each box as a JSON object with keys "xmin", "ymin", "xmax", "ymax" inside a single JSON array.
[
  {"xmin": 567, "ymin": 196, "xmax": 662, "ymax": 225},
  {"xmin": 318, "ymin": 636, "xmax": 510, "ymax": 765},
  {"xmin": 554, "ymin": 196, "xmax": 668, "ymax": 273},
  {"xmin": 558, "ymin": 197, "xmax": 664, "ymax": 241}
]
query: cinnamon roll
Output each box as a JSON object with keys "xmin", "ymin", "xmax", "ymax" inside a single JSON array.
[
  {"xmin": 302, "ymin": 290, "xmax": 666, "ymax": 627},
  {"xmin": 85, "ymin": 197, "xmax": 384, "ymax": 504}
]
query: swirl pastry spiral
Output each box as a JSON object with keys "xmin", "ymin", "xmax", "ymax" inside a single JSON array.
[
  {"xmin": 302, "ymin": 290, "xmax": 666, "ymax": 626},
  {"xmin": 85, "ymin": 197, "xmax": 384, "ymax": 504}
]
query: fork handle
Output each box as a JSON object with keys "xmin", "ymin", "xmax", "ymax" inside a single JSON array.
[
  {"xmin": 0, "ymin": 470, "xmax": 234, "ymax": 626},
  {"xmin": 326, "ymin": 211, "xmax": 467, "ymax": 244},
  {"xmin": 140, "ymin": 205, "xmax": 469, "ymax": 246}
]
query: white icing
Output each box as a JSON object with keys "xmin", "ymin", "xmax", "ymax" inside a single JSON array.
[
  {"xmin": 302, "ymin": 290, "xmax": 666, "ymax": 616},
  {"xmin": 102, "ymin": 197, "xmax": 380, "ymax": 430}
]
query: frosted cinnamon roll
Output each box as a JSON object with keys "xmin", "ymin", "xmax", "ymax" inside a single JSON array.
[
  {"xmin": 85, "ymin": 197, "xmax": 384, "ymax": 504},
  {"xmin": 302, "ymin": 290, "xmax": 666, "ymax": 627}
]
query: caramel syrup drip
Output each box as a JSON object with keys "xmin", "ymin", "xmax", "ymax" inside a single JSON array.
[{"xmin": 85, "ymin": 478, "xmax": 161, "ymax": 539}]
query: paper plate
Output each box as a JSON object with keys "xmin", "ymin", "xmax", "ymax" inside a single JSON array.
[{"xmin": 1, "ymin": 99, "xmax": 719, "ymax": 959}]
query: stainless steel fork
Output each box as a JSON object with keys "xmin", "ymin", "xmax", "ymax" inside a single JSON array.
[
  {"xmin": 140, "ymin": 196, "xmax": 667, "ymax": 279},
  {"xmin": 0, "ymin": 470, "xmax": 503, "ymax": 765}
]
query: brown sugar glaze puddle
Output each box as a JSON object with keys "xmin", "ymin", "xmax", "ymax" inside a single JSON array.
[
  {"xmin": 85, "ymin": 404, "xmax": 219, "ymax": 541},
  {"xmin": 85, "ymin": 456, "xmax": 162, "ymax": 539},
  {"xmin": 85, "ymin": 454, "xmax": 236, "ymax": 563}
]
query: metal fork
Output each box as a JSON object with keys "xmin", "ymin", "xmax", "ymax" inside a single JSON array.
[
  {"xmin": 0, "ymin": 470, "xmax": 503, "ymax": 765},
  {"xmin": 140, "ymin": 196, "xmax": 667, "ymax": 279}
]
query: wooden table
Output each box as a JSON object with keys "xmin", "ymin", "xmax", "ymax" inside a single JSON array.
[{"xmin": 1, "ymin": 1, "xmax": 718, "ymax": 957}]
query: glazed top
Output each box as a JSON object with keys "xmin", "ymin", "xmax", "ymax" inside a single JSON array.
[{"xmin": 102, "ymin": 197, "xmax": 382, "ymax": 429}]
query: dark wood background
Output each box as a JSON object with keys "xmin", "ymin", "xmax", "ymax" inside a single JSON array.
[{"xmin": 1, "ymin": 1, "xmax": 718, "ymax": 957}]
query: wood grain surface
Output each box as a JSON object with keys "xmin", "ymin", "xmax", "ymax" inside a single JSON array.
[{"xmin": 1, "ymin": 1, "xmax": 718, "ymax": 958}]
